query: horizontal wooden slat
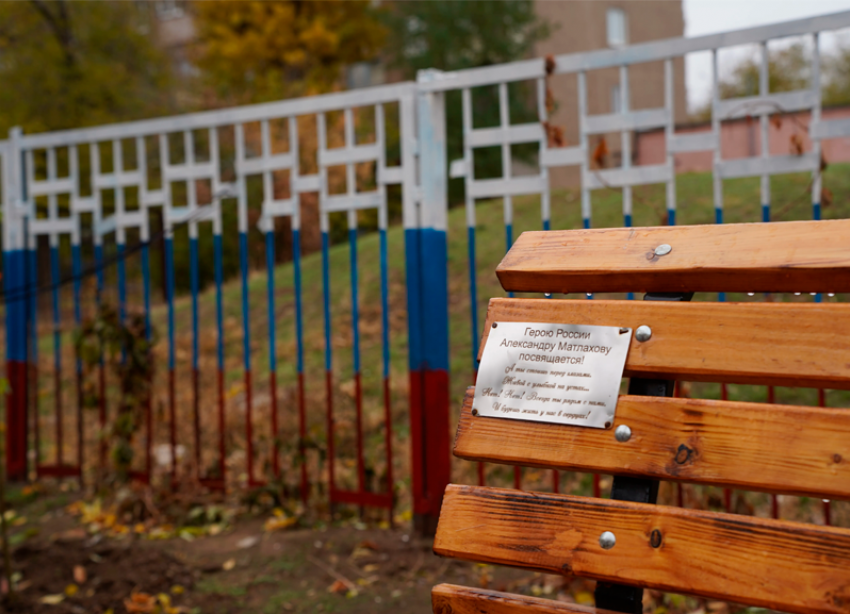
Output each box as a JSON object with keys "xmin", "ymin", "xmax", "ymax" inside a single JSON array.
[
  {"xmin": 496, "ymin": 220, "xmax": 850, "ymax": 294},
  {"xmin": 478, "ymin": 298, "xmax": 850, "ymax": 389},
  {"xmin": 455, "ymin": 388, "xmax": 850, "ymax": 499},
  {"xmin": 433, "ymin": 584, "xmax": 604, "ymax": 614},
  {"xmin": 434, "ymin": 485, "xmax": 850, "ymax": 614}
]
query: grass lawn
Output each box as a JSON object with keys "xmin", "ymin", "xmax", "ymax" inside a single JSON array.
[{"xmin": 25, "ymin": 163, "xmax": 850, "ymax": 509}]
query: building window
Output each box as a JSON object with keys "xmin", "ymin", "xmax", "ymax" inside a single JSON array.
[
  {"xmin": 607, "ymin": 8, "xmax": 628, "ymax": 47},
  {"xmin": 611, "ymin": 84, "xmax": 621, "ymax": 114}
]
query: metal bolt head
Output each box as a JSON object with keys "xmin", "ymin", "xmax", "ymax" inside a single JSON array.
[
  {"xmin": 615, "ymin": 424, "xmax": 632, "ymax": 442},
  {"xmin": 599, "ymin": 531, "xmax": 616, "ymax": 550},
  {"xmin": 654, "ymin": 244, "xmax": 672, "ymax": 257},
  {"xmin": 635, "ymin": 325, "xmax": 652, "ymax": 342}
]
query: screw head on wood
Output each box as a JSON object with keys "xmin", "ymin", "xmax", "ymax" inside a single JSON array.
[
  {"xmin": 654, "ymin": 244, "xmax": 672, "ymax": 256},
  {"xmin": 599, "ymin": 531, "xmax": 616, "ymax": 550},
  {"xmin": 615, "ymin": 424, "xmax": 632, "ymax": 442},
  {"xmin": 635, "ymin": 325, "xmax": 652, "ymax": 342}
]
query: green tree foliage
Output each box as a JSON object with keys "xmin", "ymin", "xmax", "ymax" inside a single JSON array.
[
  {"xmin": 718, "ymin": 43, "xmax": 810, "ymax": 101},
  {"xmin": 694, "ymin": 42, "xmax": 850, "ymax": 120},
  {"xmin": 0, "ymin": 1, "xmax": 173, "ymax": 134},
  {"xmin": 823, "ymin": 45, "xmax": 850, "ymax": 107},
  {"xmin": 190, "ymin": 1, "xmax": 390, "ymax": 281},
  {"xmin": 692, "ymin": 44, "xmax": 810, "ymax": 121},
  {"xmin": 193, "ymin": 0, "xmax": 387, "ymax": 104},
  {"xmin": 382, "ymin": 1, "xmax": 551, "ymax": 204}
]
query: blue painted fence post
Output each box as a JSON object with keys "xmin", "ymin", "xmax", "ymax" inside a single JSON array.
[
  {"xmin": 407, "ymin": 71, "xmax": 451, "ymax": 536},
  {"xmin": 4, "ymin": 127, "xmax": 29, "ymax": 480}
]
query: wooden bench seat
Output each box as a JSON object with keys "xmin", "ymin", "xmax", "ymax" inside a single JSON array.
[{"xmin": 431, "ymin": 220, "xmax": 850, "ymax": 614}]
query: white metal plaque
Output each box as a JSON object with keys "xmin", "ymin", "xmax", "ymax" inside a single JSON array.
[{"xmin": 473, "ymin": 322, "xmax": 632, "ymax": 429}]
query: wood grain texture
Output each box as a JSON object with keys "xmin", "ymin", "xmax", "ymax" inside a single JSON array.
[
  {"xmin": 455, "ymin": 388, "xmax": 850, "ymax": 499},
  {"xmin": 496, "ymin": 219, "xmax": 850, "ymax": 294},
  {"xmin": 434, "ymin": 485, "xmax": 850, "ymax": 614},
  {"xmin": 478, "ymin": 298, "xmax": 850, "ymax": 389},
  {"xmin": 432, "ymin": 584, "xmax": 605, "ymax": 614}
]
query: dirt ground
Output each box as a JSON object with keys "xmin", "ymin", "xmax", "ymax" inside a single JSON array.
[
  {"xmin": 0, "ymin": 490, "xmax": 609, "ymax": 614},
  {"xmin": 3, "ymin": 485, "xmax": 796, "ymax": 614}
]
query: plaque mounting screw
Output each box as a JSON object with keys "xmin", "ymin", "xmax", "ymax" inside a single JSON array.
[
  {"xmin": 471, "ymin": 408, "xmax": 479, "ymax": 416},
  {"xmin": 615, "ymin": 425, "xmax": 632, "ymax": 442},
  {"xmin": 599, "ymin": 531, "xmax": 616, "ymax": 550},
  {"xmin": 492, "ymin": 323, "xmax": 498, "ymax": 329},
  {"xmin": 654, "ymin": 244, "xmax": 672, "ymax": 257},
  {"xmin": 635, "ymin": 325, "xmax": 652, "ymax": 342}
]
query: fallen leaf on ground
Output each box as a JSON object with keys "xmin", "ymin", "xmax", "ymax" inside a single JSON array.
[
  {"xmin": 264, "ymin": 515, "xmax": 297, "ymax": 532},
  {"xmin": 73, "ymin": 565, "xmax": 87, "ymax": 583},
  {"xmin": 54, "ymin": 528, "xmax": 87, "ymax": 542},
  {"xmin": 328, "ymin": 580, "xmax": 348, "ymax": 594},
  {"xmin": 65, "ymin": 583, "xmax": 78, "ymax": 597},
  {"xmin": 40, "ymin": 594, "xmax": 65, "ymax": 605},
  {"xmin": 236, "ymin": 536, "xmax": 259, "ymax": 549},
  {"xmin": 222, "ymin": 558, "xmax": 236, "ymax": 571},
  {"xmin": 575, "ymin": 591, "xmax": 594, "ymax": 606},
  {"xmin": 125, "ymin": 591, "xmax": 157, "ymax": 613}
]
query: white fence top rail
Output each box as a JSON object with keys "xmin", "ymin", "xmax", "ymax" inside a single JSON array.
[
  {"xmin": 417, "ymin": 9, "xmax": 850, "ymax": 91},
  {"xmin": 18, "ymin": 81, "xmax": 417, "ymax": 150}
]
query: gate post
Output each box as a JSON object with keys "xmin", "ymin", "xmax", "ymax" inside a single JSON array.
[
  {"xmin": 4, "ymin": 127, "xmax": 29, "ymax": 481},
  {"xmin": 407, "ymin": 70, "xmax": 451, "ymax": 536}
]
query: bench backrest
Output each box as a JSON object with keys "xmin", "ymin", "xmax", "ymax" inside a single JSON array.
[{"xmin": 432, "ymin": 219, "xmax": 850, "ymax": 614}]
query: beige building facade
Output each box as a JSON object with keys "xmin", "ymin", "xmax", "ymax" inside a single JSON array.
[{"xmin": 534, "ymin": 1, "xmax": 686, "ymax": 187}]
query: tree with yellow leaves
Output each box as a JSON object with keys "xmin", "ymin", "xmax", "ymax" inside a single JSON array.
[
  {"xmin": 193, "ymin": 1, "xmax": 387, "ymax": 104},
  {"xmin": 0, "ymin": 1, "xmax": 173, "ymax": 135}
]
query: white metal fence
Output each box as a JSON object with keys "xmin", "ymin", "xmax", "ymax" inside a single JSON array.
[{"xmin": 3, "ymin": 10, "xmax": 850, "ymax": 518}]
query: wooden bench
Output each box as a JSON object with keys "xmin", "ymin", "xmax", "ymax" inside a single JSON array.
[{"xmin": 431, "ymin": 219, "xmax": 850, "ymax": 614}]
